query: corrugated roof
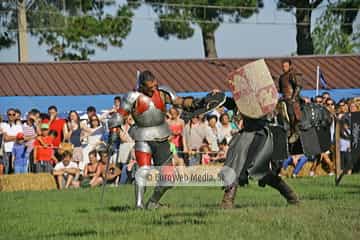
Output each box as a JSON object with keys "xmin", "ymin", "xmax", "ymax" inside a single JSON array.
[{"xmin": 0, "ymin": 55, "xmax": 359, "ymax": 96}]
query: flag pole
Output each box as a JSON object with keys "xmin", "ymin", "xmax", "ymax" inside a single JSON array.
[{"xmin": 316, "ymin": 65, "xmax": 320, "ymax": 96}]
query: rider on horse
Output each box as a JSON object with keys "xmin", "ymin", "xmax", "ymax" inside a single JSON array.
[{"xmin": 278, "ymin": 59, "xmax": 303, "ymax": 143}]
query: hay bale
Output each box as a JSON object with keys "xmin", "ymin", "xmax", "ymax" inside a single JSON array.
[
  {"xmin": 0, "ymin": 173, "xmax": 57, "ymax": 192},
  {"xmin": 280, "ymin": 162, "xmax": 329, "ymax": 177}
]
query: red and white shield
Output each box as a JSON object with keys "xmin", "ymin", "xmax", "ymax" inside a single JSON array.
[{"xmin": 228, "ymin": 59, "xmax": 278, "ymax": 119}]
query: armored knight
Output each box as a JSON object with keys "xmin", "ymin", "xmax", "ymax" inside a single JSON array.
[
  {"xmin": 219, "ymin": 98, "xmax": 300, "ymax": 209},
  {"xmin": 115, "ymin": 70, "xmax": 225, "ymax": 209}
]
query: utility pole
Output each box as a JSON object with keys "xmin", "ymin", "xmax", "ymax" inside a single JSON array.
[{"xmin": 17, "ymin": 0, "xmax": 29, "ymax": 62}]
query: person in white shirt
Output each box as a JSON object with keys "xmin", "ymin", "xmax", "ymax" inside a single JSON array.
[
  {"xmin": 1, "ymin": 108, "xmax": 23, "ymax": 174},
  {"xmin": 53, "ymin": 151, "xmax": 80, "ymax": 189}
]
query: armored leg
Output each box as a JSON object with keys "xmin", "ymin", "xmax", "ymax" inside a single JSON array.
[
  {"xmin": 146, "ymin": 185, "xmax": 172, "ymax": 209},
  {"xmin": 134, "ymin": 166, "xmax": 151, "ymax": 209},
  {"xmin": 134, "ymin": 142, "xmax": 152, "ymax": 209},
  {"xmin": 146, "ymin": 156, "xmax": 174, "ymax": 209},
  {"xmin": 220, "ymin": 184, "xmax": 238, "ymax": 209},
  {"xmin": 259, "ymin": 174, "xmax": 300, "ymax": 204}
]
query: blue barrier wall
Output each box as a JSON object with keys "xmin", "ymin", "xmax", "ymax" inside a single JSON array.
[{"xmin": 1, "ymin": 88, "xmax": 359, "ymax": 117}]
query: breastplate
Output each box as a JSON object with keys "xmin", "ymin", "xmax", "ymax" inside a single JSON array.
[{"xmin": 132, "ymin": 94, "xmax": 166, "ymax": 127}]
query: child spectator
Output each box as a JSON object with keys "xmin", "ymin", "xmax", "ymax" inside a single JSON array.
[
  {"xmin": 200, "ymin": 145, "xmax": 212, "ymax": 165},
  {"xmin": 33, "ymin": 123, "xmax": 57, "ymax": 173},
  {"xmin": 12, "ymin": 133, "xmax": 28, "ymax": 174},
  {"xmin": 53, "ymin": 151, "xmax": 80, "ymax": 189},
  {"xmin": 212, "ymin": 139, "xmax": 229, "ymax": 163}
]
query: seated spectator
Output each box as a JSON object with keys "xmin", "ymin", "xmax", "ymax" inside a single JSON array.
[
  {"xmin": 33, "ymin": 123, "xmax": 57, "ymax": 173},
  {"xmin": 83, "ymin": 150, "xmax": 98, "ymax": 179},
  {"xmin": 89, "ymin": 150, "xmax": 121, "ymax": 187},
  {"xmin": 53, "ymin": 151, "xmax": 80, "ymax": 189},
  {"xmin": 12, "ymin": 133, "xmax": 28, "ymax": 174},
  {"xmin": 282, "ymin": 154, "xmax": 308, "ymax": 178}
]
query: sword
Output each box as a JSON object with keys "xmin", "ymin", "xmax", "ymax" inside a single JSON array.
[{"xmin": 99, "ymin": 113, "xmax": 123, "ymax": 206}]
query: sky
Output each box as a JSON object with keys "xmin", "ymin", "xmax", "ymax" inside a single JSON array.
[
  {"xmin": 0, "ymin": 0, "xmax": 344, "ymax": 62},
  {"xmin": 0, "ymin": 1, "xmax": 359, "ymax": 114}
]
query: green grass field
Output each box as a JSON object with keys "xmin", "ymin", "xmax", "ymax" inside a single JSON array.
[{"xmin": 1, "ymin": 175, "xmax": 359, "ymax": 240}]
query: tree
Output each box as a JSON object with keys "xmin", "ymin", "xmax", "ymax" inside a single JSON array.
[
  {"xmin": 0, "ymin": 0, "xmax": 37, "ymax": 62},
  {"xmin": 312, "ymin": 0, "xmax": 360, "ymax": 54},
  {"xmin": 0, "ymin": 0, "xmax": 135, "ymax": 61},
  {"xmin": 277, "ymin": 0, "xmax": 324, "ymax": 55},
  {"xmin": 28, "ymin": 0, "xmax": 134, "ymax": 60},
  {"xmin": 136, "ymin": 0, "xmax": 263, "ymax": 58}
]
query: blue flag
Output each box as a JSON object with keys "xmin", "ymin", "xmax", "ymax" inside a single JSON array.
[{"xmin": 319, "ymin": 71, "xmax": 329, "ymax": 89}]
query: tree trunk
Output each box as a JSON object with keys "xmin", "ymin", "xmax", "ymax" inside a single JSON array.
[
  {"xmin": 295, "ymin": 8, "xmax": 314, "ymax": 55},
  {"xmin": 201, "ymin": 28, "xmax": 218, "ymax": 58},
  {"xmin": 17, "ymin": 0, "xmax": 29, "ymax": 62}
]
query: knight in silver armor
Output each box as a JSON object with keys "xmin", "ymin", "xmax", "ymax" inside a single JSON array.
[{"xmin": 118, "ymin": 70, "xmax": 198, "ymax": 209}]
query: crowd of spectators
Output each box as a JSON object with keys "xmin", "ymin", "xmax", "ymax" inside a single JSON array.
[
  {"xmin": 280, "ymin": 92, "xmax": 360, "ymax": 177},
  {"xmin": 0, "ymin": 92, "xmax": 359, "ymax": 189}
]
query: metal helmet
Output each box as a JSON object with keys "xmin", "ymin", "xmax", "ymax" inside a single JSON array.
[{"xmin": 108, "ymin": 112, "xmax": 123, "ymax": 129}]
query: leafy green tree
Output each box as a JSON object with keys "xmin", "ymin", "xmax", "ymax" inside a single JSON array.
[
  {"xmin": 312, "ymin": 0, "xmax": 360, "ymax": 54},
  {"xmin": 137, "ymin": 0, "xmax": 263, "ymax": 58},
  {"xmin": 0, "ymin": 0, "xmax": 134, "ymax": 61},
  {"xmin": 28, "ymin": 0, "xmax": 134, "ymax": 60},
  {"xmin": 277, "ymin": 0, "xmax": 324, "ymax": 55}
]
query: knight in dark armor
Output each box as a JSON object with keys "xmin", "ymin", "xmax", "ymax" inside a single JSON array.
[{"xmin": 219, "ymin": 97, "xmax": 299, "ymax": 209}]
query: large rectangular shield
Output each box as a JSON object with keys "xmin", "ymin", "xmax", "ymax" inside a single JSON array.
[{"xmin": 227, "ymin": 59, "xmax": 278, "ymax": 118}]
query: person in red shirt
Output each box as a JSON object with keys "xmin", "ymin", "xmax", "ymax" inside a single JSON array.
[
  {"xmin": 33, "ymin": 123, "xmax": 57, "ymax": 173},
  {"xmin": 48, "ymin": 105, "xmax": 66, "ymax": 147}
]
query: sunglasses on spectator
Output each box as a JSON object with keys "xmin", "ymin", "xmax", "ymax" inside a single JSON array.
[{"xmin": 8, "ymin": 113, "xmax": 15, "ymax": 116}]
